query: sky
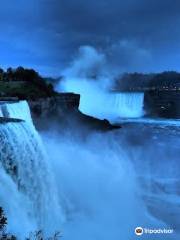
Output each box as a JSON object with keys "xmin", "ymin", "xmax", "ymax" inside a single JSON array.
[{"xmin": 0, "ymin": 0, "xmax": 180, "ymax": 76}]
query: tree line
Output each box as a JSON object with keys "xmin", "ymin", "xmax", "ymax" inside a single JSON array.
[
  {"xmin": 114, "ymin": 71, "xmax": 180, "ymax": 90},
  {"xmin": 0, "ymin": 67, "xmax": 43, "ymax": 82},
  {"xmin": 0, "ymin": 67, "xmax": 56, "ymax": 99}
]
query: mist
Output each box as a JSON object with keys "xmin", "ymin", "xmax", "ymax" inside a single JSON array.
[
  {"xmin": 0, "ymin": 166, "xmax": 36, "ymax": 238},
  {"xmin": 40, "ymin": 122, "xmax": 171, "ymax": 240},
  {"xmin": 35, "ymin": 107, "xmax": 180, "ymax": 239},
  {"xmin": 57, "ymin": 46, "xmax": 144, "ymax": 121}
]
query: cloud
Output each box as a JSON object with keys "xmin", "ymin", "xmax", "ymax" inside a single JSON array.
[
  {"xmin": 1, "ymin": 0, "xmax": 180, "ymax": 74},
  {"xmin": 62, "ymin": 46, "xmax": 107, "ymax": 78},
  {"xmin": 106, "ymin": 40, "xmax": 152, "ymax": 72}
]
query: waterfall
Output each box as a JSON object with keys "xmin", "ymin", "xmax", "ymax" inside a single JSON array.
[
  {"xmin": 0, "ymin": 101, "xmax": 33, "ymax": 124},
  {"xmin": 79, "ymin": 92, "xmax": 144, "ymax": 121},
  {"xmin": 0, "ymin": 108, "xmax": 3, "ymax": 117},
  {"xmin": 112, "ymin": 92, "xmax": 144, "ymax": 118},
  {"xmin": 0, "ymin": 101, "xmax": 64, "ymax": 239}
]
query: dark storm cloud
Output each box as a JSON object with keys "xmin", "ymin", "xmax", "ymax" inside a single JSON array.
[
  {"xmin": 1, "ymin": 0, "xmax": 180, "ymax": 75},
  {"xmin": 0, "ymin": 0, "xmax": 62, "ymax": 75}
]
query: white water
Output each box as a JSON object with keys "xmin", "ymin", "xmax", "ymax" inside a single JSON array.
[
  {"xmin": 0, "ymin": 100, "xmax": 156, "ymax": 240},
  {"xmin": 1, "ymin": 100, "xmax": 178, "ymax": 239},
  {"xmin": 111, "ymin": 92, "xmax": 144, "ymax": 118},
  {"xmin": 0, "ymin": 101, "xmax": 33, "ymax": 124},
  {"xmin": 0, "ymin": 101, "xmax": 64, "ymax": 239},
  {"xmin": 42, "ymin": 131, "xmax": 156, "ymax": 240},
  {"xmin": 0, "ymin": 108, "xmax": 3, "ymax": 117},
  {"xmin": 58, "ymin": 46, "xmax": 144, "ymax": 121},
  {"xmin": 79, "ymin": 92, "xmax": 144, "ymax": 121},
  {"xmin": 115, "ymin": 117, "xmax": 180, "ymax": 126}
]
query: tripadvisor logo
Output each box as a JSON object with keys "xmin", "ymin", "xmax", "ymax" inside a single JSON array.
[
  {"xmin": 135, "ymin": 226, "xmax": 174, "ymax": 236},
  {"xmin": 135, "ymin": 227, "xmax": 143, "ymax": 236}
]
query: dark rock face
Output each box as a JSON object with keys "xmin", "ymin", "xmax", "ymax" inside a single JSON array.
[
  {"xmin": 28, "ymin": 93, "xmax": 120, "ymax": 132},
  {"xmin": 64, "ymin": 111, "xmax": 120, "ymax": 132},
  {"xmin": 0, "ymin": 117, "xmax": 23, "ymax": 124},
  {"xmin": 29, "ymin": 93, "xmax": 80, "ymax": 119},
  {"xmin": 144, "ymin": 90, "xmax": 180, "ymax": 118}
]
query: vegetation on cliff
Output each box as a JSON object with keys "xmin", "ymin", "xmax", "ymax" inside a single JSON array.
[
  {"xmin": 115, "ymin": 71, "xmax": 180, "ymax": 91},
  {"xmin": 0, "ymin": 67, "xmax": 57, "ymax": 100},
  {"xmin": 1, "ymin": 67, "xmax": 180, "ymax": 99}
]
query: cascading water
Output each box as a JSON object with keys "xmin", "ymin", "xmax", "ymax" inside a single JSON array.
[
  {"xmin": 79, "ymin": 91, "xmax": 144, "ymax": 121},
  {"xmin": 0, "ymin": 105, "xmax": 3, "ymax": 117},
  {"xmin": 0, "ymin": 101, "xmax": 33, "ymax": 124},
  {"xmin": 0, "ymin": 101, "xmax": 64, "ymax": 239},
  {"xmin": 112, "ymin": 92, "xmax": 144, "ymax": 118}
]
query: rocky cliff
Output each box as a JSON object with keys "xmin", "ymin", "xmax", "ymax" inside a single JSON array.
[
  {"xmin": 29, "ymin": 93, "xmax": 80, "ymax": 118},
  {"xmin": 144, "ymin": 90, "xmax": 180, "ymax": 118},
  {"xmin": 28, "ymin": 93, "xmax": 119, "ymax": 131}
]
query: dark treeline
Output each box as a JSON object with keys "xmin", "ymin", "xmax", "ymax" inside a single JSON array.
[
  {"xmin": 0, "ymin": 66, "xmax": 54, "ymax": 90},
  {"xmin": 115, "ymin": 71, "xmax": 180, "ymax": 91},
  {"xmin": 0, "ymin": 67, "xmax": 56, "ymax": 100},
  {"xmin": 0, "ymin": 67, "xmax": 49, "ymax": 83},
  {"xmin": 1, "ymin": 67, "xmax": 180, "ymax": 98}
]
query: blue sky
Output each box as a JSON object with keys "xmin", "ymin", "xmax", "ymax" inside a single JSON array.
[{"xmin": 1, "ymin": 0, "xmax": 180, "ymax": 76}]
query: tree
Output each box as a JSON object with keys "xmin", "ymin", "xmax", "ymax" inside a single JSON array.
[
  {"xmin": 0, "ymin": 207, "xmax": 7, "ymax": 231},
  {"xmin": 13, "ymin": 66, "xmax": 25, "ymax": 81},
  {"xmin": 6, "ymin": 68, "xmax": 14, "ymax": 81},
  {"xmin": 0, "ymin": 68, "xmax": 4, "ymax": 81},
  {"xmin": 0, "ymin": 207, "xmax": 16, "ymax": 240}
]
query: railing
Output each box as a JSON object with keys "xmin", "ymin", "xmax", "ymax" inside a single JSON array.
[
  {"xmin": 0, "ymin": 97, "xmax": 19, "ymax": 101},
  {"xmin": 111, "ymin": 87, "xmax": 180, "ymax": 92}
]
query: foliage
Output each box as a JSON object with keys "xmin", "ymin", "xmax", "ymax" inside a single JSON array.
[
  {"xmin": 0, "ymin": 67, "xmax": 57, "ymax": 100},
  {"xmin": 0, "ymin": 207, "xmax": 7, "ymax": 231},
  {"xmin": 0, "ymin": 207, "xmax": 16, "ymax": 240},
  {"xmin": 114, "ymin": 71, "xmax": 180, "ymax": 90},
  {"xmin": 148, "ymin": 71, "xmax": 180, "ymax": 89}
]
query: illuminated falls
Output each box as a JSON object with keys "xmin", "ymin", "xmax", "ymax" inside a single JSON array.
[
  {"xmin": 0, "ymin": 101, "xmax": 64, "ymax": 239},
  {"xmin": 112, "ymin": 92, "xmax": 144, "ymax": 118},
  {"xmin": 79, "ymin": 92, "xmax": 144, "ymax": 121}
]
